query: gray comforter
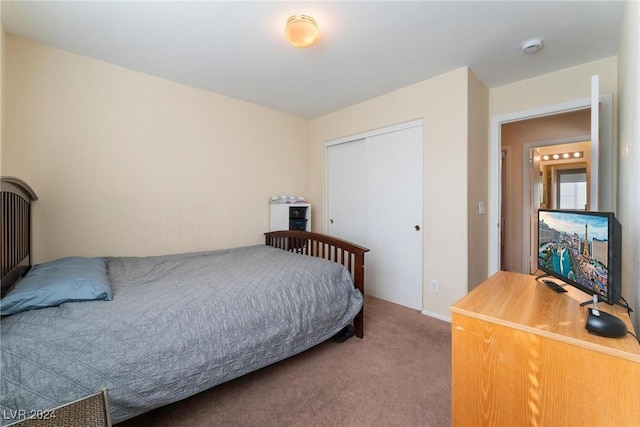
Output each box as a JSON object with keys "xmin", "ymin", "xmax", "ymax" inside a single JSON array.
[{"xmin": 0, "ymin": 245, "xmax": 363, "ymax": 424}]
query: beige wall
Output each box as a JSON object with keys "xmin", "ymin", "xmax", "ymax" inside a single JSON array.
[
  {"xmin": 309, "ymin": 67, "xmax": 477, "ymax": 321},
  {"xmin": 467, "ymin": 70, "xmax": 489, "ymax": 290},
  {"xmin": 3, "ymin": 36, "xmax": 309, "ymax": 262},
  {"xmin": 617, "ymin": 0, "xmax": 639, "ymax": 331},
  {"xmin": 490, "ymin": 57, "xmax": 618, "ymax": 118}
]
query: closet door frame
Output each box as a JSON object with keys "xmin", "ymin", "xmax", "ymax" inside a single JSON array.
[{"xmin": 324, "ymin": 119, "xmax": 424, "ymax": 309}]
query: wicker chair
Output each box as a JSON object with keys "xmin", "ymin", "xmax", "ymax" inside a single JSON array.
[{"xmin": 5, "ymin": 389, "xmax": 112, "ymax": 427}]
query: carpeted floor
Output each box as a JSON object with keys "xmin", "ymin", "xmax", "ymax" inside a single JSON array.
[{"xmin": 116, "ymin": 295, "xmax": 452, "ymax": 427}]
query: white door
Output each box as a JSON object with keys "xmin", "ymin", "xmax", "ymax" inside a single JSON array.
[
  {"xmin": 326, "ymin": 123, "xmax": 423, "ymax": 310},
  {"xmin": 528, "ymin": 150, "xmax": 542, "ymax": 274},
  {"xmin": 590, "ymin": 75, "xmax": 601, "ymax": 211},
  {"xmin": 326, "ymin": 139, "xmax": 366, "ymax": 244},
  {"xmin": 365, "ymin": 127, "xmax": 423, "ymax": 309}
]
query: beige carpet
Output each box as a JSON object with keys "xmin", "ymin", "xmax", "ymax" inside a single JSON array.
[{"xmin": 116, "ymin": 295, "xmax": 452, "ymax": 427}]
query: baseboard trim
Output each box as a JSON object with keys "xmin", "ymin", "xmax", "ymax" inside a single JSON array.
[{"xmin": 421, "ymin": 309, "xmax": 451, "ymax": 323}]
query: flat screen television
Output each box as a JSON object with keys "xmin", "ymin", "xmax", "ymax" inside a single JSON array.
[{"xmin": 537, "ymin": 209, "xmax": 622, "ymax": 305}]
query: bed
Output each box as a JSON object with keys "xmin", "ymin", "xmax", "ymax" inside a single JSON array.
[{"xmin": 0, "ymin": 177, "xmax": 368, "ymax": 425}]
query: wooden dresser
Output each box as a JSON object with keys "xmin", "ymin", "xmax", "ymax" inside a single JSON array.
[{"xmin": 451, "ymin": 271, "xmax": 640, "ymax": 427}]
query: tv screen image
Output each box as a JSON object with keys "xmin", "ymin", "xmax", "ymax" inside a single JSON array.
[{"xmin": 537, "ymin": 209, "xmax": 621, "ymax": 305}]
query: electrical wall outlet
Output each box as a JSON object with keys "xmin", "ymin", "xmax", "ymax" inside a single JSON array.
[{"xmin": 430, "ymin": 279, "xmax": 439, "ymax": 293}]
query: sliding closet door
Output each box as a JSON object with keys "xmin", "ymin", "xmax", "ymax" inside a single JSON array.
[
  {"xmin": 326, "ymin": 139, "xmax": 366, "ymax": 245},
  {"xmin": 364, "ymin": 126, "xmax": 423, "ymax": 310},
  {"xmin": 326, "ymin": 123, "xmax": 423, "ymax": 310}
]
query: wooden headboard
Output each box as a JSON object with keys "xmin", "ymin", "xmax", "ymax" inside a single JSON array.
[{"xmin": 1, "ymin": 176, "xmax": 38, "ymax": 297}]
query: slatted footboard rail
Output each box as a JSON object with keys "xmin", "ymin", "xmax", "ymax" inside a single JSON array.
[{"xmin": 265, "ymin": 230, "xmax": 369, "ymax": 338}]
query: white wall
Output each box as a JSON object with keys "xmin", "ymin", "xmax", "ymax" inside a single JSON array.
[
  {"xmin": 617, "ymin": 0, "xmax": 640, "ymax": 331},
  {"xmin": 3, "ymin": 36, "xmax": 309, "ymax": 262}
]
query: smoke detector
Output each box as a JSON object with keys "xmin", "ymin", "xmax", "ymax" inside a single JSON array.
[{"xmin": 521, "ymin": 38, "xmax": 543, "ymax": 54}]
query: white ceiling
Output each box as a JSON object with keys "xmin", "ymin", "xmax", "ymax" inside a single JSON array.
[{"xmin": 1, "ymin": 1, "xmax": 626, "ymax": 119}]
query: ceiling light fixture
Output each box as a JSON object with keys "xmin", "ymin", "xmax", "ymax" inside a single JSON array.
[
  {"xmin": 285, "ymin": 15, "xmax": 319, "ymax": 48},
  {"xmin": 541, "ymin": 151, "xmax": 583, "ymax": 162}
]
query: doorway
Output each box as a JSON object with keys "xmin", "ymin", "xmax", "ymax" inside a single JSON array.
[
  {"xmin": 500, "ymin": 109, "xmax": 591, "ymax": 273},
  {"xmin": 489, "ymin": 91, "xmax": 613, "ymax": 275},
  {"xmin": 523, "ymin": 139, "xmax": 591, "ymax": 273}
]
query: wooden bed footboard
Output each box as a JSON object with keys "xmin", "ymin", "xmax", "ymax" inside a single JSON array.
[{"xmin": 265, "ymin": 230, "xmax": 369, "ymax": 338}]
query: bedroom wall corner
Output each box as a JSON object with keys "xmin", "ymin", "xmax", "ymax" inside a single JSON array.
[{"xmin": 466, "ymin": 69, "xmax": 489, "ymax": 292}]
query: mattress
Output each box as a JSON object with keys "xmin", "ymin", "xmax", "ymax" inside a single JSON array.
[{"xmin": 0, "ymin": 245, "xmax": 363, "ymax": 424}]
